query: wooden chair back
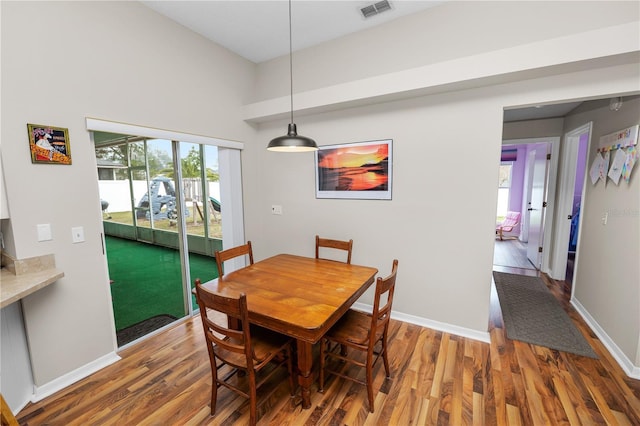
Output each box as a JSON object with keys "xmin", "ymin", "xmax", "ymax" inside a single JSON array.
[
  {"xmin": 315, "ymin": 235, "xmax": 353, "ymax": 264},
  {"xmin": 369, "ymin": 259, "xmax": 398, "ymax": 346},
  {"xmin": 319, "ymin": 259, "xmax": 398, "ymax": 413},
  {"xmin": 215, "ymin": 241, "xmax": 253, "ymax": 277},
  {"xmin": 195, "ymin": 280, "xmax": 254, "ymax": 369},
  {"xmin": 194, "ymin": 279, "xmax": 294, "ymax": 425}
]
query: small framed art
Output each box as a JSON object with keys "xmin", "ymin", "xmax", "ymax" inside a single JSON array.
[
  {"xmin": 315, "ymin": 139, "xmax": 392, "ymax": 200},
  {"xmin": 27, "ymin": 124, "xmax": 72, "ymax": 165}
]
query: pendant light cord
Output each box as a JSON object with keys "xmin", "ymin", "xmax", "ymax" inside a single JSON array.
[{"xmin": 289, "ymin": 0, "xmax": 294, "ymax": 125}]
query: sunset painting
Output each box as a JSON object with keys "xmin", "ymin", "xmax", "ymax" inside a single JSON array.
[{"xmin": 315, "ymin": 139, "xmax": 392, "ymax": 199}]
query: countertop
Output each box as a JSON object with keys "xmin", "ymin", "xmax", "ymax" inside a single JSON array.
[{"xmin": 1, "ymin": 266, "xmax": 64, "ymax": 308}]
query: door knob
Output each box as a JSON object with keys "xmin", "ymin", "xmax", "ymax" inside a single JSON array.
[{"xmin": 567, "ymin": 215, "xmax": 572, "ymax": 219}]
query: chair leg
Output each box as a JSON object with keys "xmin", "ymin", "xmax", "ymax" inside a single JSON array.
[
  {"xmin": 382, "ymin": 333, "xmax": 391, "ymax": 378},
  {"xmin": 366, "ymin": 353, "xmax": 375, "ymax": 413},
  {"xmin": 249, "ymin": 372, "xmax": 258, "ymax": 426},
  {"xmin": 210, "ymin": 373, "xmax": 218, "ymax": 415}
]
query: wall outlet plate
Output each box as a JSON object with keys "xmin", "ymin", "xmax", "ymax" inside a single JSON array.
[
  {"xmin": 72, "ymin": 226, "xmax": 85, "ymax": 243},
  {"xmin": 37, "ymin": 224, "xmax": 52, "ymax": 241}
]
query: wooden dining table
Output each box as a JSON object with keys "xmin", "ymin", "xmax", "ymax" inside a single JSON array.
[{"xmin": 198, "ymin": 253, "xmax": 378, "ymax": 409}]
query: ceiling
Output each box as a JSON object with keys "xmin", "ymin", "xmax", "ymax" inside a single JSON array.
[
  {"xmin": 503, "ymin": 102, "xmax": 583, "ymax": 123},
  {"xmin": 141, "ymin": 1, "xmax": 444, "ymax": 63},
  {"xmin": 141, "ymin": 1, "xmax": 592, "ymax": 122}
]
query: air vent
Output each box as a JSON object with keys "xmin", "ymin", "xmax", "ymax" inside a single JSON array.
[{"xmin": 360, "ymin": 0, "xmax": 392, "ymax": 18}]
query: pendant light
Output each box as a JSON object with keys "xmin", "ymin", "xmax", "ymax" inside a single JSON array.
[{"xmin": 267, "ymin": 0, "xmax": 318, "ymax": 152}]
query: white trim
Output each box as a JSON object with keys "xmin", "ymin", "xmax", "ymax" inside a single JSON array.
[
  {"xmin": 550, "ymin": 122, "xmax": 592, "ymax": 280},
  {"xmin": 32, "ymin": 352, "xmax": 121, "ymax": 403},
  {"xmin": 85, "ymin": 117, "xmax": 244, "ymax": 150},
  {"xmin": 351, "ymin": 302, "xmax": 491, "ymax": 344},
  {"xmin": 571, "ymin": 298, "xmax": 640, "ymax": 379}
]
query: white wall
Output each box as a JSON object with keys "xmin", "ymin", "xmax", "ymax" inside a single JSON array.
[
  {"xmin": 563, "ymin": 97, "xmax": 640, "ymax": 374},
  {"xmin": 243, "ymin": 64, "xmax": 640, "ymax": 340},
  {"xmin": 255, "ymin": 1, "xmax": 640, "ymax": 101},
  {"xmin": 0, "ymin": 1, "xmax": 256, "ymax": 396},
  {"xmin": 242, "ymin": 3, "xmax": 640, "ymax": 359}
]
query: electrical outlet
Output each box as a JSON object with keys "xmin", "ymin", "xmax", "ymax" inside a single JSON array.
[
  {"xmin": 37, "ymin": 224, "xmax": 52, "ymax": 242},
  {"xmin": 602, "ymin": 212, "xmax": 608, "ymax": 225},
  {"xmin": 271, "ymin": 205, "xmax": 283, "ymax": 215}
]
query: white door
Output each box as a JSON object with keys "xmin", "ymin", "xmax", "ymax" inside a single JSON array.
[
  {"xmin": 550, "ymin": 122, "xmax": 592, "ymax": 281},
  {"xmin": 526, "ymin": 144, "xmax": 550, "ymax": 268}
]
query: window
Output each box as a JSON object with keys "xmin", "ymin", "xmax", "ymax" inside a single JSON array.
[{"xmin": 496, "ymin": 162, "xmax": 513, "ymax": 219}]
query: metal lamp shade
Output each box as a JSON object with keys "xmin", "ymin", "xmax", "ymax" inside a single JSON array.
[{"xmin": 267, "ymin": 123, "xmax": 318, "ymax": 152}]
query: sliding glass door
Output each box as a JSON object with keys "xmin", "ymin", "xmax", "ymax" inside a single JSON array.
[{"xmin": 95, "ymin": 134, "xmax": 225, "ymax": 346}]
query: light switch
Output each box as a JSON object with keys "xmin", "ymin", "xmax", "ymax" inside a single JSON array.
[
  {"xmin": 72, "ymin": 226, "xmax": 85, "ymax": 243},
  {"xmin": 37, "ymin": 224, "xmax": 52, "ymax": 241}
]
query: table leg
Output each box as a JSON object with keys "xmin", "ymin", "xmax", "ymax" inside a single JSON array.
[{"xmin": 296, "ymin": 340, "xmax": 313, "ymax": 409}]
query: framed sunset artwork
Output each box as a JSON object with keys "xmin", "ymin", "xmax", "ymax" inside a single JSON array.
[{"xmin": 315, "ymin": 139, "xmax": 392, "ymax": 199}]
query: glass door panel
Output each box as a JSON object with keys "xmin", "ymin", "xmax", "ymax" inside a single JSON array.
[
  {"xmin": 96, "ymin": 135, "xmax": 188, "ymax": 347},
  {"xmin": 95, "ymin": 132, "xmax": 230, "ymax": 344},
  {"xmin": 95, "ymin": 145, "xmax": 132, "ymax": 226},
  {"xmin": 179, "ymin": 142, "xmax": 220, "ymax": 308}
]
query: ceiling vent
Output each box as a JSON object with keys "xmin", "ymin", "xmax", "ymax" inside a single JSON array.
[{"xmin": 360, "ymin": 0, "xmax": 392, "ymax": 19}]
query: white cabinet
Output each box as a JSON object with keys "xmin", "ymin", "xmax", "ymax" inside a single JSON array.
[
  {"xmin": 0, "ymin": 153, "xmax": 9, "ymax": 219},
  {"xmin": 1, "ymin": 303, "xmax": 34, "ymax": 412}
]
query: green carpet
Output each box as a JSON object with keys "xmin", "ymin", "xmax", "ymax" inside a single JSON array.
[{"xmin": 105, "ymin": 236, "xmax": 218, "ymax": 331}]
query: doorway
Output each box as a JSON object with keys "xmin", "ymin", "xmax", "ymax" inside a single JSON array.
[
  {"xmin": 494, "ymin": 138, "xmax": 559, "ymax": 274},
  {"xmin": 549, "ymin": 122, "xmax": 592, "ymax": 286}
]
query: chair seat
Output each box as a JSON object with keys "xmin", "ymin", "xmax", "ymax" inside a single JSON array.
[
  {"xmin": 216, "ymin": 328, "xmax": 292, "ymax": 368},
  {"xmin": 326, "ymin": 309, "xmax": 387, "ymax": 347}
]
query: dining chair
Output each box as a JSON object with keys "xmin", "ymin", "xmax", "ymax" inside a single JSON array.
[
  {"xmin": 315, "ymin": 235, "xmax": 353, "ymax": 264},
  {"xmin": 318, "ymin": 259, "xmax": 398, "ymax": 413},
  {"xmin": 194, "ymin": 279, "xmax": 295, "ymax": 426},
  {"xmin": 215, "ymin": 241, "xmax": 254, "ymax": 277}
]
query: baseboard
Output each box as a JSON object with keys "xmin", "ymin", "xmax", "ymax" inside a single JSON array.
[
  {"xmin": 351, "ymin": 302, "xmax": 491, "ymax": 344},
  {"xmin": 32, "ymin": 352, "xmax": 121, "ymax": 403},
  {"xmin": 571, "ymin": 298, "xmax": 640, "ymax": 380}
]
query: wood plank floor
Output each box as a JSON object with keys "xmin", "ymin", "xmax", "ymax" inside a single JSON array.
[
  {"xmin": 493, "ymin": 238, "xmax": 536, "ymax": 271},
  {"xmin": 16, "ymin": 273, "xmax": 640, "ymax": 425}
]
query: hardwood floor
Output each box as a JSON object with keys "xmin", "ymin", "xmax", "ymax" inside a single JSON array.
[
  {"xmin": 493, "ymin": 238, "xmax": 536, "ymax": 271},
  {"xmin": 16, "ymin": 275, "xmax": 640, "ymax": 425}
]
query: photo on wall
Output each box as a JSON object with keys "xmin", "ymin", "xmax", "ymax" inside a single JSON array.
[
  {"xmin": 27, "ymin": 123, "xmax": 72, "ymax": 165},
  {"xmin": 315, "ymin": 139, "xmax": 392, "ymax": 200}
]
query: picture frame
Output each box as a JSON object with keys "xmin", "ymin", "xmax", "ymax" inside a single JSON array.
[
  {"xmin": 27, "ymin": 123, "xmax": 72, "ymax": 165},
  {"xmin": 315, "ymin": 139, "xmax": 392, "ymax": 200}
]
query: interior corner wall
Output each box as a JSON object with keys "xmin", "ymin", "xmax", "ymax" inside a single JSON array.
[
  {"xmin": 243, "ymin": 62, "xmax": 640, "ymax": 336},
  {"xmin": 564, "ymin": 96, "xmax": 640, "ymax": 369},
  {"xmin": 1, "ymin": 1, "xmax": 256, "ymax": 389},
  {"xmin": 246, "ymin": 89, "xmax": 504, "ymax": 333}
]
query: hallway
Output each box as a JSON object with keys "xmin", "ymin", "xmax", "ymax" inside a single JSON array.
[{"xmin": 493, "ymin": 238, "xmax": 538, "ymax": 276}]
